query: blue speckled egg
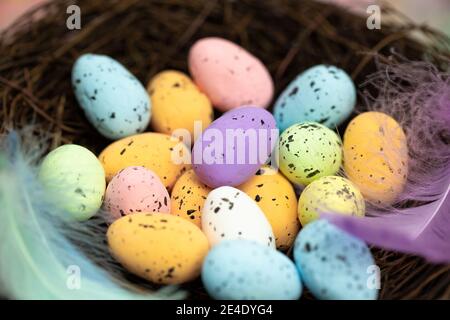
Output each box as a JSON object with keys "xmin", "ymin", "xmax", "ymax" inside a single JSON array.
[
  {"xmin": 72, "ymin": 54, "xmax": 151, "ymax": 139},
  {"xmin": 202, "ymin": 240, "xmax": 302, "ymax": 300},
  {"xmin": 293, "ymin": 220, "xmax": 379, "ymax": 300},
  {"xmin": 274, "ymin": 65, "xmax": 356, "ymax": 132}
]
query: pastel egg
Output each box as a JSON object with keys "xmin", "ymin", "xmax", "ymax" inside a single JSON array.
[
  {"xmin": 148, "ymin": 70, "xmax": 213, "ymax": 140},
  {"xmin": 170, "ymin": 169, "xmax": 211, "ymax": 228},
  {"xmin": 274, "ymin": 64, "xmax": 356, "ymax": 132},
  {"xmin": 188, "ymin": 37, "xmax": 274, "ymax": 111},
  {"xmin": 278, "ymin": 122, "xmax": 342, "ymax": 186},
  {"xmin": 99, "ymin": 132, "xmax": 191, "ymax": 189},
  {"xmin": 202, "ymin": 186, "xmax": 275, "ymax": 248},
  {"xmin": 104, "ymin": 166, "xmax": 170, "ymax": 221},
  {"xmin": 238, "ymin": 165, "xmax": 300, "ymax": 250},
  {"xmin": 298, "ymin": 176, "xmax": 365, "ymax": 226},
  {"xmin": 38, "ymin": 144, "xmax": 105, "ymax": 221},
  {"xmin": 107, "ymin": 213, "xmax": 209, "ymax": 284},
  {"xmin": 343, "ymin": 112, "xmax": 408, "ymax": 204},
  {"xmin": 192, "ymin": 106, "xmax": 276, "ymax": 188},
  {"xmin": 293, "ymin": 219, "xmax": 378, "ymax": 300},
  {"xmin": 72, "ymin": 54, "xmax": 151, "ymax": 139},
  {"xmin": 202, "ymin": 240, "xmax": 302, "ymax": 300}
]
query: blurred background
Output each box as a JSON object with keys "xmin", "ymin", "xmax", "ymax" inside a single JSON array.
[{"xmin": 1, "ymin": 0, "xmax": 449, "ymax": 36}]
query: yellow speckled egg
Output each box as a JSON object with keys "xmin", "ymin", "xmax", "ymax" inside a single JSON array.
[
  {"xmin": 171, "ymin": 169, "xmax": 211, "ymax": 228},
  {"xmin": 99, "ymin": 132, "xmax": 191, "ymax": 189},
  {"xmin": 298, "ymin": 176, "xmax": 365, "ymax": 226},
  {"xmin": 238, "ymin": 166, "xmax": 300, "ymax": 250},
  {"xmin": 107, "ymin": 213, "xmax": 209, "ymax": 284},
  {"xmin": 343, "ymin": 112, "xmax": 408, "ymax": 205},
  {"xmin": 148, "ymin": 70, "xmax": 213, "ymax": 141}
]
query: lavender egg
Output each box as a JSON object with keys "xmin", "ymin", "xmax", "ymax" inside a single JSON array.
[{"xmin": 192, "ymin": 106, "xmax": 277, "ymax": 188}]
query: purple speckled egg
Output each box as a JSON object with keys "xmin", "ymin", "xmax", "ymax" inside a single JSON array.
[{"xmin": 192, "ymin": 106, "xmax": 277, "ymax": 188}]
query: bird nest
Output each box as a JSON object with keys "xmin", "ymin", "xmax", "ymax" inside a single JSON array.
[{"xmin": 0, "ymin": 0, "xmax": 449, "ymax": 299}]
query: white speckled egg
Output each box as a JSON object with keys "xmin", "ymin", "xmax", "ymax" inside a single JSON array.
[
  {"xmin": 202, "ymin": 186, "xmax": 275, "ymax": 248},
  {"xmin": 72, "ymin": 54, "xmax": 151, "ymax": 139},
  {"xmin": 202, "ymin": 240, "xmax": 302, "ymax": 300},
  {"xmin": 274, "ymin": 65, "xmax": 356, "ymax": 132},
  {"xmin": 293, "ymin": 219, "xmax": 379, "ymax": 300}
]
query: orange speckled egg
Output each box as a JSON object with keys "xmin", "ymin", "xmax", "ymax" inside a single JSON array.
[
  {"xmin": 237, "ymin": 166, "xmax": 300, "ymax": 250},
  {"xmin": 107, "ymin": 213, "xmax": 209, "ymax": 284},
  {"xmin": 343, "ymin": 111, "xmax": 408, "ymax": 205},
  {"xmin": 148, "ymin": 70, "xmax": 213, "ymax": 141},
  {"xmin": 170, "ymin": 169, "xmax": 211, "ymax": 228},
  {"xmin": 99, "ymin": 132, "xmax": 191, "ymax": 190},
  {"xmin": 104, "ymin": 166, "xmax": 170, "ymax": 221}
]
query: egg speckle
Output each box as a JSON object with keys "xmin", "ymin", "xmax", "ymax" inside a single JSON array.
[
  {"xmin": 99, "ymin": 132, "xmax": 191, "ymax": 189},
  {"xmin": 202, "ymin": 240, "xmax": 302, "ymax": 300},
  {"xmin": 298, "ymin": 176, "xmax": 365, "ymax": 226},
  {"xmin": 104, "ymin": 166, "xmax": 170, "ymax": 221},
  {"xmin": 202, "ymin": 186, "xmax": 275, "ymax": 248},
  {"xmin": 274, "ymin": 64, "xmax": 356, "ymax": 132},
  {"xmin": 293, "ymin": 219, "xmax": 378, "ymax": 300},
  {"xmin": 38, "ymin": 144, "xmax": 105, "ymax": 221},
  {"xmin": 188, "ymin": 37, "xmax": 274, "ymax": 112},
  {"xmin": 107, "ymin": 213, "xmax": 209, "ymax": 284},
  {"xmin": 72, "ymin": 54, "xmax": 151, "ymax": 139},
  {"xmin": 343, "ymin": 112, "xmax": 408, "ymax": 204},
  {"xmin": 278, "ymin": 122, "xmax": 342, "ymax": 186},
  {"xmin": 170, "ymin": 169, "xmax": 211, "ymax": 228},
  {"xmin": 238, "ymin": 165, "xmax": 300, "ymax": 250}
]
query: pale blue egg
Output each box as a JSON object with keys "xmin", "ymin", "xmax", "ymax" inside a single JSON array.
[
  {"xmin": 274, "ymin": 65, "xmax": 356, "ymax": 132},
  {"xmin": 202, "ymin": 240, "xmax": 302, "ymax": 300},
  {"xmin": 72, "ymin": 54, "xmax": 151, "ymax": 139},
  {"xmin": 293, "ymin": 219, "xmax": 379, "ymax": 300}
]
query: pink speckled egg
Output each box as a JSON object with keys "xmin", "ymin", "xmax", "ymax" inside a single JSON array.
[
  {"xmin": 188, "ymin": 37, "xmax": 274, "ymax": 112},
  {"xmin": 104, "ymin": 166, "xmax": 170, "ymax": 221}
]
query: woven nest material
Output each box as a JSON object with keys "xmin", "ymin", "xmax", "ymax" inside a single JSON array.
[{"xmin": 1, "ymin": 0, "xmax": 449, "ymax": 300}]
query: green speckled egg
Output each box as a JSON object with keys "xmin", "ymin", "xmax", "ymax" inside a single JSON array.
[
  {"xmin": 278, "ymin": 122, "xmax": 342, "ymax": 186},
  {"xmin": 39, "ymin": 144, "xmax": 106, "ymax": 221},
  {"xmin": 298, "ymin": 176, "xmax": 365, "ymax": 226}
]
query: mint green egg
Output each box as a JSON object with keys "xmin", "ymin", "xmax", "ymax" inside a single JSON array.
[
  {"xmin": 39, "ymin": 144, "xmax": 106, "ymax": 221},
  {"xmin": 278, "ymin": 122, "xmax": 342, "ymax": 186}
]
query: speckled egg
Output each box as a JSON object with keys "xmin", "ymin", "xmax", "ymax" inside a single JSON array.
[
  {"xmin": 72, "ymin": 54, "xmax": 151, "ymax": 139},
  {"xmin": 99, "ymin": 132, "xmax": 191, "ymax": 189},
  {"xmin": 104, "ymin": 166, "xmax": 170, "ymax": 221},
  {"xmin": 298, "ymin": 176, "xmax": 365, "ymax": 226},
  {"xmin": 202, "ymin": 186, "xmax": 275, "ymax": 248},
  {"xmin": 274, "ymin": 65, "xmax": 356, "ymax": 132},
  {"xmin": 343, "ymin": 112, "xmax": 408, "ymax": 205},
  {"xmin": 294, "ymin": 219, "xmax": 378, "ymax": 300},
  {"xmin": 192, "ymin": 106, "xmax": 276, "ymax": 188},
  {"xmin": 170, "ymin": 169, "xmax": 212, "ymax": 228},
  {"xmin": 278, "ymin": 122, "xmax": 342, "ymax": 186},
  {"xmin": 38, "ymin": 144, "xmax": 105, "ymax": 221},
  {"xmin": 148, "ymin": 70, "xmax": 213, "ymax": 140},
  {"xmin": 107, "ymin": 213, "xmax": 209, "ymax": 284},
  {"xmin": 238, "ymin": 165, "xmax": 300, "ymax": 250},
  {"xmin": 188, "ymin": 37, "xmax": 274, "ymax": 111},
  {"xmin": 202, "ymin": 240, "xmax": 302, "ymax": 300}
]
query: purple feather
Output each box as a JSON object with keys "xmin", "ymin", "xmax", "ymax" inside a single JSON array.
[{"xmin": 324, "ymin": 58, "xmax": 450, "ymax": 262}]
